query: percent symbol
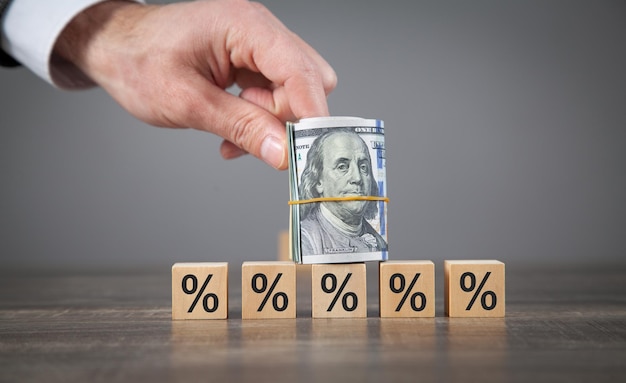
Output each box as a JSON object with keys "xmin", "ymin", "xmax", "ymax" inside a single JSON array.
[
  {"xmin": 321, "ymin": 273, "xmax": 358, "ymax": 312},
  {"xmin": 182, "ymin": 274, "xmax": 219, "ymax": 313},
  {"xmin": 252, "ymin": 273, "xmax": 288, "ymax": 312},
  {"xmin": 460, "ymin": 271, "xmax": 497, "ymax": 311},
  {"xmin": 390, "ymin": 273, "xmax": 426, "ymax": 312}
]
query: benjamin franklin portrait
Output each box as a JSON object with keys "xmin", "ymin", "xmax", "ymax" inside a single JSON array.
[{"xmin": 298, "ymin": 129, "xmax": 387, "ymax": 256}]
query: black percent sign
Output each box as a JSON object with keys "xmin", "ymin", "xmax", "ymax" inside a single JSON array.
[
  {"xmin": 182, "ymin": 274, "xmax": 219, "ymax": 313},
  {"xmin": 321, "ymin": 273, "xmax": 358, "ymax": 312},
  {"xmin": 389, "ymin": 273, "xmax": 426, "ymax": 312},
  {"xmin": 460, "ymin": 271, "xmax": 497, "ymax": 310},
  {"xmin": 252, "ymin": 273, "xmax": 288, "ymax": 312}
]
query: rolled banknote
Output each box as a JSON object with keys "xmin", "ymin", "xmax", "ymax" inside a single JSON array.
[{"xmin": 288, "ymin": 117, "xmax": 388, "ymax": 264}]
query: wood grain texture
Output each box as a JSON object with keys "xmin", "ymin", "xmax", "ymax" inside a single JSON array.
[
  {"xmin": 1, "ymin": 262, "xmax": 625, "ymax": 383},
  {"xmin": 172, "ymin": 262, "xmax": 228, "ymax": 320},
  {"xmin": 241, "ymin": 261, "xmax": 296, "ymax": 319},
  {"xmin": 445, "ymin": 260, "xmax": 505, "ymax": 317},
  {"xmin": 379, "ymin": 260, "xmax": 435, "ymax": 317},
  {"xmin": 311, "ymin": 263, "xmax": 367, "ymax": 318}
]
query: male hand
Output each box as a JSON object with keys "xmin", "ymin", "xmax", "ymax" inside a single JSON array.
[{"xmin": 55, "ymin": 0, "xmax": 337, "ymax": 169}]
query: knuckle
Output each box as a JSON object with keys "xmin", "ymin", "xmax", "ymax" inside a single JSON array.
[
  {"xmin": 297, "ymin": 59, "xmax": 325, "ymax": 91},
  {"xmin": 324, "ymin": 68, "xmax": 338, "ymax": 93},
  {"xmin": 170, "ymin": 90, "xmax": 202, "ymax": 127},
  {"xmin": 155, "ymin": 76, "xmax": 206, "ymax": 129},
  {"xmin": 229, "ymin": 110, "xmax": 261, "ymax": 150}
]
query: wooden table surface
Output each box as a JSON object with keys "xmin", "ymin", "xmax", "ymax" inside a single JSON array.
[{"xmin": 1, "ymin": 262, "xmax": 625, "ymax": 383}]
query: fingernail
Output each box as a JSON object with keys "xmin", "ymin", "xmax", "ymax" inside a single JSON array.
[{"xmin": 260, "ymin": 135, "xmax": 285, "ymax": 169}]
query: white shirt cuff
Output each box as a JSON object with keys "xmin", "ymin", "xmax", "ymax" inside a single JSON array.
[{"xmin": 2, "ymin": 0, "xmax": 145, "ymax": 89}]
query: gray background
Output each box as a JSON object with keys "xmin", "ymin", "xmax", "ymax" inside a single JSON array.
[{"xmin": 1, "ymin": 0, "xmax": 624, "ymax": 273}]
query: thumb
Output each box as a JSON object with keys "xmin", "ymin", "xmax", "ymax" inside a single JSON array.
[{"xmin": 188, "ymin": 84, "xmax": 288, "ymax": 170}]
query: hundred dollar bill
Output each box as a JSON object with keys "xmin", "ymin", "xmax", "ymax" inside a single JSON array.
[{"xmin": 288, "ymin": 117, "xmax": 388, "ymax": 264}]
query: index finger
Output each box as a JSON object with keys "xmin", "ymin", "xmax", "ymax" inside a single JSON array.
[
  {"xmin": 225, "ymin": 2, "xmax": 334, "ymax": 119},
  {"xmin": 247, "ymin": 3, "xmax": 337, "ymax": 95}
]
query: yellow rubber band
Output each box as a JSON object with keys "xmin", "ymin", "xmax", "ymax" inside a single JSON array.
[{"xmin": 288, "ymin": 196, "xmax": 389, "ymax": 205}]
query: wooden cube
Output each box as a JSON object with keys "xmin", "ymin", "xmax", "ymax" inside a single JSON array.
[
  {"xmin": 444, "ymin": 260, "xmax": 505, "ymax": 317},
  {"xmin": 277, "ymin": 230, "xmax": 290, "ymax": 261},
  {"xmin": 379, "ymin": 260, "xmax": 435, "ymax": 318},
  {"xmin": 311, "ymin": 263, "xmax": 367, "ymax": 318},
  {"xmin": 172, "ymin": 262, "xmax": 228, "ymax": 320},
  {"xmin": 242, "ymin": 261, "xmax": 296, "ymax": 319}
]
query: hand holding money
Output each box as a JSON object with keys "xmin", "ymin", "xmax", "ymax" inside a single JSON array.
[
  {"xmin": 53, "ymin": 0, "xmax": 336, "ymax": 170},
  {"xmin": 288, "ymin": 117, "xmax": 388, "ymax": 264}
]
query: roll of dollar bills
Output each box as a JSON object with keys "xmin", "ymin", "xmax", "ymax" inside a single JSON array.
[{"xmin": 287, "ymin": 117, "xmax": 388, "ymax": 264}]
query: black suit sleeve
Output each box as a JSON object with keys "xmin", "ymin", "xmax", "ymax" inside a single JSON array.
[{"xmin": 0, "ymin": 0, "xmax": 21, "ymax": 67}]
